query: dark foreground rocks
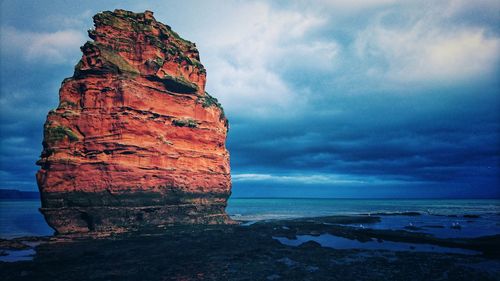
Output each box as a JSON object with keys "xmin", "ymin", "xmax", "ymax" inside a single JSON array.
[{"xmin": 1, "ymin": 216, "xmax": 499, "ymax": 281}]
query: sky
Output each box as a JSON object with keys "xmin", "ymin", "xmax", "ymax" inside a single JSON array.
[{"xmin": 0, "ymin": 0, "xmax": 499, "ymax": 198}]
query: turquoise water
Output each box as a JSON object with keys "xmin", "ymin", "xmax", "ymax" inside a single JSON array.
[
  {"xmin": 1, "ymin": 198, "xmax": 499, "ymax": 239},
  {"xmin": 226, "ymin": 198, "xmax": 500, "ymax": 220}
]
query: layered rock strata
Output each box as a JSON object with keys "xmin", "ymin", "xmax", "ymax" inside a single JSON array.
[{"xmin": 36, "ymin": 9, "xmax": 231, "ymax": 234}]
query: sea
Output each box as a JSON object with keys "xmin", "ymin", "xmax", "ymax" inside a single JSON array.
[{"xmin": 1, "ymin": 198, "xmax": 499, "ymax": 239}]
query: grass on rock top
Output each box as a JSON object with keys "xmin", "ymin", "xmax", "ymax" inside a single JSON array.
[
  {"xmin": 172, "ymin": 118, "xmax": 198, "ymax": 128},
  {"xmin": 58, "ymin": 100, "xmax": 78, "ymax": 109},
  {"xmin": 197, "ymin": 92, "xmax": 226, "ymax": 121},
  {"xmin": 98, "ymin": 44, "xmax": 140, "ymax": 75},
  {"xmin": 45, "ymin": 126, "xmax": 79, "ymax": 143}
]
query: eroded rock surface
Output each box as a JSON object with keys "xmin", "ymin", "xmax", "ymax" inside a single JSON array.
[{"xmin": 36, "ymin": 9, "xmax": 231, "ymax": 234}]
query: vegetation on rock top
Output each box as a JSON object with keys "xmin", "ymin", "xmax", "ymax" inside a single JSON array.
[
  {"xmin": 58, "ymin": 100, "xmax": 78, "ymax": 109},
  {"xmin": 90, "ymin": 9, "xmax": 206, "ymax": 76},
  {"xmin": 159, "ymin": 73, "xmax": 199, "ymax": 93},
  {"xmin": 197, "ymin": 92, "xmax": 226, "ymax": 121},
  {"xmin": 44, "ymin": 125, "xmax": 79, "ymax": 143},
  {"xmin": 172, "ymin": 118, "xmax": 198, "ymax": 128}
]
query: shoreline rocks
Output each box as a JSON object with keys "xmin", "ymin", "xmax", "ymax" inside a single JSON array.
[{"xmin": 1, "ymin": 215, "xmax": 499, "ymax": 280}]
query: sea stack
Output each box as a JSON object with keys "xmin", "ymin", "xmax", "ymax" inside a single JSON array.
[{"xmin": 36, "ymin": 10, "xmax": 231, "ymax": 234}]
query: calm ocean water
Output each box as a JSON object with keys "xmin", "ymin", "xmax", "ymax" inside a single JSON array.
[
  {"xmin": 1, "ymin": 198, "xmax": 499, "ymax": 239},
  {"xmin": 226, "ymin": 198, "xmax": 500, "ymax": 220},
  {"xmin": 0, "ymin": 200, "xmax": 54, "ymax": 239}
]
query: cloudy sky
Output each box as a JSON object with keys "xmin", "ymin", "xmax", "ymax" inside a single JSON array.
[{"xmin": 0, "ymin": 0, "xmax": 499, "ymax": 198}]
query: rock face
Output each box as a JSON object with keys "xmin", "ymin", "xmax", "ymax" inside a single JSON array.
[{"xmin": 36, "ymin": 9, "xmax": 231, "ymax": 234}]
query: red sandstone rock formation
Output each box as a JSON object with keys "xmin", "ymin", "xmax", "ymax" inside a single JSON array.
[{"xmin": 36, "ymin": 9, "xmax": 231, "ymax": 234}]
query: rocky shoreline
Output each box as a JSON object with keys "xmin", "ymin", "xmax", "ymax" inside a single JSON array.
[{"xmin": 1, "ymin": 215, "xmax": 499, "ymax": 280}]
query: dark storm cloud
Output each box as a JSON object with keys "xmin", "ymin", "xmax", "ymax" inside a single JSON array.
[{"xmin": 228, "ymin": 84, "xmax": 500, "ymax": 191}]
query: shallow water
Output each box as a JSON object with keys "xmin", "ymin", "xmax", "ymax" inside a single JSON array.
[
  {"xmin": 1, "ymin": 198, "xmax": 499, "ymax": 239},
  {"xmin": 370, "ymin": 213, "xmax": 500, "ymax": 238},
  {"xmin": 0, "ymin": 249, "xmax": 35, "ymax": 262},
  {"xmin": 228, "ymin": 198, "xmax": 500, "ymax": 239},
  {"xmin": 0, "ymin": 200, "xmax": 53, "ymax": 239},
  {"xmin": 273, "ymin": 234, "xmax": 480, "ymax": 255}
]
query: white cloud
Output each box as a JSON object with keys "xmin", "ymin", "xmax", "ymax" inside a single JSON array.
[
  {"xmin": 354, "ymin": 5, "xmax": 500, "ymax": 83},
  {"xmin": 0, "ymin": 26, "xmax": 85, "ymax": 64},
  {"xmin": 276, "ymin": 41, "xmax": 341, "ymax": 71},
  {"xmin": 40, "ymin": 9, "xmax": 93, "ymax": 29},
  {"xmin": 315, "ymin": 0, "xmax": 398, "ymax": 11},
  {"xmin": 232, "ymin": 172, "xmax": 431, "ymax": 186},
  {"xmin": 159, "ymin": 1, "xmax": 339, "ymax": 118},
  {"xmin": 233, "ymin": 173, "xmax": 367, "ymax": 185}
]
